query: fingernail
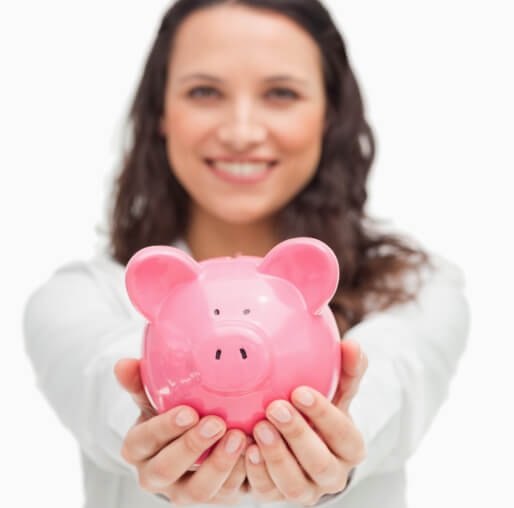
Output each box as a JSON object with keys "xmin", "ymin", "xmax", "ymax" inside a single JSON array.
[
  {"xmin": 200, "ymin": 419, "xmax": 224, "ymax": 438},
  {"xmin": 248, "ymin": 447, "xmax": 261, "ymax": 464},
  {"xmin": 225, "ymin": 433, "xmax": 242, "ymax": 454},
  {"xmin": 256, "ymin": 424, "xmax": 275, "ymax": 445},
  {"xmin": 269, "ymin": 402, "xmax": 291, "ymax": 423},
  {"xmin": 176, "ymin": 409, "xmax": 195, "ymax": 427},
  {"xmin": 295, "ymin": 388, "xmax": 314, "ymax": 407}
]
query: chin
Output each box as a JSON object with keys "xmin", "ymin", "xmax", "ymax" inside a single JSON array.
[
  {"xmin": 205, "ymin": 196, "xmax": 265, "ymax": 216},
  {"xmin": 219, "ymin": 212, "xmax": 269, "ymax": 226}
]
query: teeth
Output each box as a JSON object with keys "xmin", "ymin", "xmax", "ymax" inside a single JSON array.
[{"xmin": 211, "ymin": 161, "xmax": 271, "ymax": 175}]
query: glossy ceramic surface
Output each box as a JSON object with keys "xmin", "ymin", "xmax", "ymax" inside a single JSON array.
[{"xmin": 125, "ymin": 237, "xmax": 342, "ymax": 467}]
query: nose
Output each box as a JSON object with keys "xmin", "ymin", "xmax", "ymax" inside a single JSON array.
[
  {"xmin": 217, "ymin": 100, "xmax": 267, "ymax": 150},
  {"xmin": 194, "ymin": 323, "xmax": 271, "ymax": 393}
]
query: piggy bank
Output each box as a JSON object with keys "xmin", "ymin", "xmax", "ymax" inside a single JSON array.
[{"xmin": 125, "ymin": 237, "xmax": 341, "ymax": 468}]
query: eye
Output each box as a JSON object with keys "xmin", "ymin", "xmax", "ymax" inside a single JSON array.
[
  {"xmin": 214, "ymin": 308, "xmax": 220, "ymax": 315},
  {"xmin": 188, "ymin": 86, "xmax": 219, "ymax": 99},
  {"xmin": 243, "ymin": 309, "xmax": 250, "ymax": 315},
  {"xmin": 188, "ymin": 86, "xmax": 299, "ymax": 100},
  {"xmin": 268, "ymin": 87, "xmax": 299, "ymax": 100}
]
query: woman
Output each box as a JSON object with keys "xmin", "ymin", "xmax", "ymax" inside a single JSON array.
[{"xmin": 22, "ymin": 1, "xmax": 470, "ymax": 507}]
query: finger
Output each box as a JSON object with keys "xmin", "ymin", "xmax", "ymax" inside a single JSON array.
[
  {"xmin": 138, "ymin": 416, "xmax": 226, "ymax": 493},
  {"xmin": 114, "ymin": 358, "xmax": 156, "ymax": 417},
  {"xmin": 332, "ymin": 340, "xmax": 368, "ymax": 412},
  {"xmin": 211, "ymin": 448, "xmax": 248, "ymax": 504},
  {"xmin": 253, "ymin": 421, "xmax": 317, "ymax": 506},
  {"xmin": 179, "ymin": 429, "xmax": 247, "ymax": 504},
  {"xmin": 339, "ymin": 344, "xmax": 368, "ymax": 413},
  {"xmin": 266, "ymin": 399, "xmax": 346, "ymax": 491},
  {"xmin": 121, "ymin": 405, "xmax": 199, "ymax": 465},
  {"xmin": 245, "ymin": 444, "xmax": 284, "ymax": 503},
  {"xmin": 291, "ymin": 387, "xmax": 366, "ymax": 466},
  {"xmin": 341, "ymin": 339, "xmax": 363, "ymax": 377}
]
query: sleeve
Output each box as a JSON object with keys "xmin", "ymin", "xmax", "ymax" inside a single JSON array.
[
  {"xmin": 314, "ymin": 253, "xmax": 471, "ymax": 506},
  {"xmin": 21, "ymin": 258, "xmax": 146, "ymax": 478}
]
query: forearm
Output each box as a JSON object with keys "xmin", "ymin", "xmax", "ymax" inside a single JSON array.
[
  {"xmin": 22, "ymin": 261, "xmax": 145, "ymax": 477},
  {"xmin": 315, "ymin": 255, "xmax": 470, "ymax": 504}
]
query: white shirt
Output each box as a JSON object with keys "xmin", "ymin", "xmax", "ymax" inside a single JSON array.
[{"xmin": 22, "ymin": 237, "xmax": 470, "ymax": 508}]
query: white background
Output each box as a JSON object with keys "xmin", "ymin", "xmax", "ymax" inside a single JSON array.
[{"xmin": 2, "ymin": 1, "xmax": 513, "ymax": 506}]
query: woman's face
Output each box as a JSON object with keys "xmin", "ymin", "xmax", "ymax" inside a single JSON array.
[{"xmin": 160, "ymin": 4, "xmax": 327, "ymax": 226}]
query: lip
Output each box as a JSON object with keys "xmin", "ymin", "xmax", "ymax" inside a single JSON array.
[
  {"xmin": 205, "ymin": 159, "xmax": 277, "ymax": 184},
  {"xmin": 207, "ymin": 157, "xmax": 277, "ymax": 163}
]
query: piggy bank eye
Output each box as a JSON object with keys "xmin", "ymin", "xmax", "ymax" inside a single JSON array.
[
  {"xmin": 243, "ymin": 308, "xmax": 250, "ymax": 315},
  {"xmin": 214, "ymin": 309, "xmax": 220, "ymax": 315}
]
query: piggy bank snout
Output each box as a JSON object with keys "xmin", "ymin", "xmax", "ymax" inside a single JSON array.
[{"xmin": 194, "ymin": 324, "xmax": 271, "ymax": 393}]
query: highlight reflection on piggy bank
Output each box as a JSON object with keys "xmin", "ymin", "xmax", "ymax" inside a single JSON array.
[{"xmin": 125, "ymin": 237, "xmax": 341, "ymax": 467}]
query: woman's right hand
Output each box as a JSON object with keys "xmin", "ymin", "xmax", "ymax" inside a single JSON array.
[{"xmin": 114, "ymin": 358, "xmax": 252, "ymax": 505}]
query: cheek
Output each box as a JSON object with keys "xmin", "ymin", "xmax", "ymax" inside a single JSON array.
[
  {"xmin": 163, "ymin": 104, "xmax": 212, "ymax": 173},
  {"xmin": 276, "ymin": 114, "xmax": 324, "ymax": 189},
  {"xmin": 166, "ymin": 104, "xmax": 205, "ymax": 144},
  {"xmin": 273, "ymin": 108, "xmax": 324, "ymax": 154}
]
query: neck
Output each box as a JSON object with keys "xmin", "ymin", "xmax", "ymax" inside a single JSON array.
[{"xmin": 185, "ymin": 205, "xmax": 280, "ymax": 261}]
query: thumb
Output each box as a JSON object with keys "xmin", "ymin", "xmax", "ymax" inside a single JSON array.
[
  {"xmin": 332, "ymin": 339, "xmax": 368, "ymax": 413},
  {"xmin": 114, "ymin": 358, "xmax": 157, "ymax": 417},
  {"xmin": 114, "ymin": 358, "xmax": 140, "ymax": 391}
]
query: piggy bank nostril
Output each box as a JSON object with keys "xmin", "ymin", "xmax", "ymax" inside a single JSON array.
[{"xmin": 214, "ymin": 348, "xmax": 248, "ymax": 359}]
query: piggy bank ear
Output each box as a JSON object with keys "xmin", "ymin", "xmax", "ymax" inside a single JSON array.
[
  {"xmin": 257, "ymin": 237, "xmax": 340, "ymax": 315},
  {"xmin": 125, "ymin": 246, "xmax": 200, "ymax": 321}
]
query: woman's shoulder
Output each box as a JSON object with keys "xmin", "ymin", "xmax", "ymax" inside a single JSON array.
[
  {"xmin": 41, "ymin": 246, "xmax": 133, "ymax": 318},
  {"xmin": 384, "ymin": 249, "xmax": 469, "ymax": 326},
  {"xmin": 53, "ymin": 238, "xmax": 188, "ymax": 316},
  {"xmin": 414, "ymin": 250, "xmax": 467, "ymax": 291},
  {"xmin": 360, "ymin": 248, "xmax": 469, "ymax": 326}
]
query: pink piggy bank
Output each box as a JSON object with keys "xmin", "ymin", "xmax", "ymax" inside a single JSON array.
[{"xmin": 125, "ymin": 237, "xmax": 341, "ymax": 468}]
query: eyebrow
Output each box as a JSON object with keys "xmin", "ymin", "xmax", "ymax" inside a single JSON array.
[{"xmin": 178, "ymin": 73, "xmax": 309, "ymax": 86}]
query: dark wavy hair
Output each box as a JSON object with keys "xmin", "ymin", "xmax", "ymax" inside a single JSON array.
[{"xmin": 105, "ymin": 0, "xmax": 432, "ymax": 336}]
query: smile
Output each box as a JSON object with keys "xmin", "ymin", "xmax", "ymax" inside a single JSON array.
[{"xmin": 205, "ymin": 159, "xmax": 277, "ymax": 184}]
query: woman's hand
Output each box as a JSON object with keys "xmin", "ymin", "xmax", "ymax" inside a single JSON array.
[
  {"xmin": 114, "ymin": 358, "xmax": 252, "ymax": 506},
  {"xmin": 244, "ymin": 339, "xmax": 368, "ymax": 506}
]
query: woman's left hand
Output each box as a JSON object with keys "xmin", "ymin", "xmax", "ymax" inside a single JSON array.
[{"xmin": 245, "ymin": 339, "xmax": 368, "ymax": 506}]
